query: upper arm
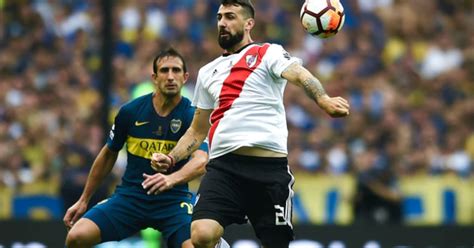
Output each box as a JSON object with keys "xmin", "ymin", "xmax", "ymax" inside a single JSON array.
[
  {"xmin": 264, "ymin": 44, "xmax": 302, "ymax": 79},
  {"xmin": 281, "ymin": 62, "xmax": 313, "ymax": 86},
  {"xmin": 107, "ymin": 107, "xmax": 129, "ymax": 151},
  {"xmin": 98, "ymin": 145, "xmax": 119, "ymax": 166}
]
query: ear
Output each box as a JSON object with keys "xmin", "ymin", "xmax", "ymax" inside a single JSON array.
[
  {"xmin": 151, "ymin": 73, "xmax": 158, "ymax": 84},
  {"xmin": 183, "ymin": 72, "xmax": 190, "ymax": 85},
  {"xmin": 245, "ymin": 18, "xmax": 255, "ymax": 31}
]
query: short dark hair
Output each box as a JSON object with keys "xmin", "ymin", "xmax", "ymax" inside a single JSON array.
[
  {"xmin": 152, "ymin": 47, "xmax": 187, "ymax": 73},
  {"xmin": 221, "ymin": 0, "xmax": 255, "ymax": 18}
]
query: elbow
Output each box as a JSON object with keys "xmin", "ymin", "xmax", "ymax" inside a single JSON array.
[
  {"xmin": 197, "ymin": 165, "xmax": 207, "ymax": 177},
  {"xmin": 193, "ymin": 151, "xmax": 209, "ymax": 176},
  {"xmin": 196, "ymin": 157, "xmax": 208, "ymax": 176}
]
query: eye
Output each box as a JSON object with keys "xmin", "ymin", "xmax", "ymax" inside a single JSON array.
[
  {"xmin": 159, "ymin": 68, "xmax": 170, "ymax": 73},
  {"xmin": 172, "ymin": 67, "xmax": 182, "ymax": 73}
]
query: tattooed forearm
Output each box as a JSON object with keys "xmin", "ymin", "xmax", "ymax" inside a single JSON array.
[
  {"xmin": 185, "ymin": 139, "xmax": 198, "ymax": 154},
  {"xmin": 301, "ymin": 77, "xmax": 327, "ymax": 102},
  {"xmin": 171, "ymin": 138, "xmax": 198, "ymax": 162},
  {"xmin": 281, "ymin": 63, "xmax": 327, "ymax": 102}
]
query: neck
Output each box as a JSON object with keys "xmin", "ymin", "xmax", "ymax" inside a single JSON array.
[
  {"xmin": 228, "ymin": 36, "xmax": 253, "ymax": 54},
  {"xmin": 153, "ymin": 92, "xmax": 181, "ymax": 116}
]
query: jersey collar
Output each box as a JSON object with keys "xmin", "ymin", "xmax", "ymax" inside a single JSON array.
[{"xmin": 222, "ymin": 42, "xmax": 256, "ymax": 57}]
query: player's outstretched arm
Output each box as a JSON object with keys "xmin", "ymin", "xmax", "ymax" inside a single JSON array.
[
  {"xmin": 151, "ymin": 108, "xmax": 212, "ymax": 172},
  {"xmin": 143, "ymin": 149, "xmax": 208, "ymax": 195},
  {"xmin": 281, "ymin": 62, "xmax": 350, "ymax": 117},
  {"xmin": 63, "ymin": 145, "xmax": 117, "ymax": 228}
]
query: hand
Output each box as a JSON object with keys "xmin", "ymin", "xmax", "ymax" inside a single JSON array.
[
  {"xmin": 142, "ymin": 173, "xmax": 176, "ymax": 195},
  {"xmin": 150, "ymin": 153, "xmax": 171, "ymax": 173},
  {"xmin": 63, "ymin": 200, "xmax": 88, "ymax": 229},
  {"xmin": 317, "ymin": 95, "xmax": 350, "ymax": 118}
]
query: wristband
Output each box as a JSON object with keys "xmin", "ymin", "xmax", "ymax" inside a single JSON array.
[{"xmin": 166, "ymin": 154, "xmax": 175, "ymax": 168}]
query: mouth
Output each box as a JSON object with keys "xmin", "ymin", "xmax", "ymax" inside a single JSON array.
[
  {"xmin": 219, "ymin": 30, "xmax": 230, "ymax": 37},
  {"xmin": 165, "ymin": 84, "xmax": 177, "ymax": 90}
]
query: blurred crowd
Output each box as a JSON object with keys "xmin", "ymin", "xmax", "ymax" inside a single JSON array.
[{"xmin": 0, "ymin": 0, "xmax": 473, "ymax": 223}]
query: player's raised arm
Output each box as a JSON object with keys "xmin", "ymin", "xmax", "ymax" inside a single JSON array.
[
  {"xmin": 281, "ymin": 62, "xmax": 350, "ymax": 118},
  {"xmin": 151, "ymin": 108, "xmax": 212, "ymax": 172}
]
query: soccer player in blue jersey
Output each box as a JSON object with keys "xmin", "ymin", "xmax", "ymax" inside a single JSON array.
[{"xmin": 63, "ymin": 48, "xmax": 216, "ymax": 248}]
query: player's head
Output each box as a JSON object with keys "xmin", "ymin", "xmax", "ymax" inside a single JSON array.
[
  {"xmin": 217, "ymin": 0, "xmax": 255, "ymax": 51},
  {"xmin": 152, "ymin": 47, "xmax": 189, "ymax": 97}
]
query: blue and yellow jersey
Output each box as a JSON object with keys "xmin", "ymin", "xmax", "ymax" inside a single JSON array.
[{"xmin": 107, "ymin": 93, "xmax": 207, "ymax": 199}]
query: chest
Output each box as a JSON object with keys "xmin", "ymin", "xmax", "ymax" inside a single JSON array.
[
  {"xmin": 204, "ymin": 58, "xmax": 271, "ymax": 101},
  {"xmin": 129, "ymin": 112, "xmax": 187, "ymax": 141}
]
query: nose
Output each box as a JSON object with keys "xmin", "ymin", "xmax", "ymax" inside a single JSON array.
[
  {"xmin": 218, "ymin": 18, "xmax": 226, "ymax": 29},
  {"xmin": 166, "ymin": 70, "xmax": 175, "ymax": 81}
]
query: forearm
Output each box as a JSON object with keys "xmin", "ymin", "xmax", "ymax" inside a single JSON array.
[
  {"xmin": 79, "ymin": 146, "xmax": 117, "ymax": 203},
  {"xmin": 300, "ymin": 76, "xmax": 328, "ymax": 104},
  {"xmin": 168, "ymin": 150, "xmax": 207, "ymax": 186},
  {"xmin": 169, "ymin": 127, "xmax": 207, "ymax": 163},
  {"xmin": 282, "ymin": 63, "xmax": 328, "ymax": 104}
]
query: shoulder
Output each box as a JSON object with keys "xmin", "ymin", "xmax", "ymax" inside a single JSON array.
[
  {"xmin": 264, "ymin": 43, "xmax": 289, "ymax": 54},
  {"xmin": 119, "ymin": 93, "xmax": 152, "ymax": 115},
  {"xmin": 198, "ymin": 57, "xmax": 224, "ymax": 77},
  {"xmin": 177, "ymin": 97, "xmax": 195, "ymax": 115},
  {"xmin": 177, "ymin": 97, "xmax": 195, "ymax": 124},
  {"xmin": 180, "ymin": 96, "xmax": 193, "ymax": 109}
]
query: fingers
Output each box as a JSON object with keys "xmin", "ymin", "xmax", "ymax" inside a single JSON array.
[
  {"xmin": 331, "ymin": 97, "xmax": 350, "ymax": 117},
  {"xmin": 70, "ymin": 212, "xmax": 81, "ymax": 227},
  {"xmin": 148, "ymin": 183, "xmax": 164, "ymax": 195},
  {"xmin": 150, "ymin": 153, "xmax": 171, "ymax": 172},
  {"xmin": 63, "ymin": 211, "xmax": 73, "ymax": 228},
  {"xmin": 337, "ymin": 97, "xmax": 350, "ymax": 109},
  {"xmin": 64, "ymin": 212, "xmax": 78, "ymax": 229},
  {"xmin": 142, "ymin": 173, "xmax": 165, "ymax": 195}
]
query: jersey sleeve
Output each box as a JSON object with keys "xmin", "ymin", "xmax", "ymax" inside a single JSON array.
[
  {"xmin": 192, "ymin": 71, "xmax": 215, "ymax": 109},
  {"xmin": 106, "ymin": 107, "xmax": 129, "ymax": 151},
  {"xmin": 265, "ymin": 44, "xmax": 302, "ymax": 79}
]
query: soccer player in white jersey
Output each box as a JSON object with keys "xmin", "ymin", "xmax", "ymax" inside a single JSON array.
[{"xmin": 151, "ymin": 0, "xmax": 350, "ymax": 247}]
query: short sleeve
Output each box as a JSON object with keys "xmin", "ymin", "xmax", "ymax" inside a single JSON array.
[
  {"xmin": 192, "ymin": 71, "xmax": 215, "ymax": 110},
  {"xmin": 106, "ymin": 107, "xmax": 128, "ymax": 151},
  {"xmin": 265, "ymin": 44, "xmax": 302, "ymax": 79}
]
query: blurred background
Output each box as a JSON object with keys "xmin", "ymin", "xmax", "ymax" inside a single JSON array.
[{"xmin": 0, "ymin": 0, "xmax": 473, "ymax": 247}]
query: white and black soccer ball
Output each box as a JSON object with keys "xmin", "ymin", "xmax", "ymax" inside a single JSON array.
[{"xmin": 300, "ymin": 0, "xmax": 345, "ymax": 39}]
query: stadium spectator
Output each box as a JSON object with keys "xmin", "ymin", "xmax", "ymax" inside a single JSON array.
[{"xmin": 0, "ymin": 0, "xmax": 472, "ymax": 228}]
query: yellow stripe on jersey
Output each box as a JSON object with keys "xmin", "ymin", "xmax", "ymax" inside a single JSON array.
[{"xmin": 126, "ymin": 136, "xmax": 177, "ymax": 159}]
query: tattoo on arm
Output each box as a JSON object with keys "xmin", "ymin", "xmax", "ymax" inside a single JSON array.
[
  {"xmin": 282, "ymin": 63, "xmax": 327, "ymax": 102},
  {"xmin": 185, "ymin": 139, "xmax": 198, "ymax": 154},
  {"xmin": 301, "ymin": 78, "xmax": 327, "ymax": 102},
  {"xmin": 173, "ymin": 139, "xmax": 196, "ymax": 162}
]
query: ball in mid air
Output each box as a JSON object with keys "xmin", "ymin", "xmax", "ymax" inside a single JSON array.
[{"xmin": 300, "ymin": 0, "xmax": 345, "ymax": 39}]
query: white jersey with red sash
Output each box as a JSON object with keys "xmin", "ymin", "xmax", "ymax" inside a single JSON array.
[{"xmin": 192, "ymin": 43, "xmax": 302, "ymax": 159}]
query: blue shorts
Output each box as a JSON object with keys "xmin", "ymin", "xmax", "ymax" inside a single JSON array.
[{"xmin": 83, "ymin": 193, "xmax": 192, "ymax": 247}]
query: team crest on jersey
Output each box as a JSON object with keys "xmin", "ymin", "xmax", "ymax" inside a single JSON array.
[
  {"xmin": 246, "ymin": 54, "xmax": 258, "ymax": 68},
  {"xmin": 170, "ymin": 119, "xmax": 182, "ymax": 133}
]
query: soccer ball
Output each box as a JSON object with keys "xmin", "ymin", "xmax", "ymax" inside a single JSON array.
[{"xmin": 300, "ymin": 0, "xmax": 345, "ymax": 39}]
